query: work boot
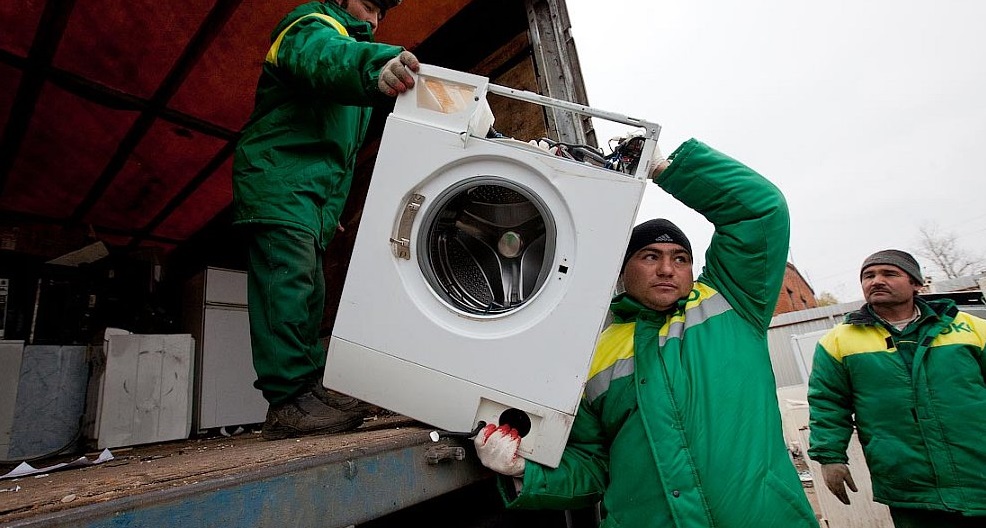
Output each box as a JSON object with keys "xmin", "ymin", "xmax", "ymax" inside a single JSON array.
[
  {"xmin": 310, "ymin": 382, "xmax": 388, "ymax": 417},
  {"xmin": 261, "ymin": 390, "xmax": 363, "ymax": 440},
  {"xmin": 309, "ymin": 382, "xmax": 360, "ymax": 411}
]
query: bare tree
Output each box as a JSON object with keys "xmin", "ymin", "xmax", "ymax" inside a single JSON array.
[
  {"xmin": 913, "ymin": 223, "xmax": 984, "ymax": 280},
  {"xmin": 817, "ymin": 292, "xmax": 839, "ymax": 307}
]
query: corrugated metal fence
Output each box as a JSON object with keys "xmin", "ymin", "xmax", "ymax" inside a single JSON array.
[{"xmin": 768, "ymin": 301, "xmax": 863, "ymax": 388}]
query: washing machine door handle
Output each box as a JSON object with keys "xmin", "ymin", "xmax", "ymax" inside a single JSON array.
[{"xmin": 391, "ymin": 193, "xmax": 426, "ymax": 260}]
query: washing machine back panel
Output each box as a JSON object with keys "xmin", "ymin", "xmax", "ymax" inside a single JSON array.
[{"xmin": 331, "ymin": 115, "xmax": 645, "ymax": 415}]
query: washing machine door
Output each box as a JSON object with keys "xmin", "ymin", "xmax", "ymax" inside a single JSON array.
[{"xmin": 418, "ymin": 176, "xmax": 555, "ymax": 316}]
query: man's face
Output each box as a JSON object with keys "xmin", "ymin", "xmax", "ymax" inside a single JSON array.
[
  {"xmin": 342, "ymin": 0, "xmax": 382, "ymax": 32},
  {"xmin": 622, "ymin": 243, "xmax": 694, "ymax": 312},
  {"xmin": 861, "ymin": 264, "xmax": 919, "ymax": 308}
]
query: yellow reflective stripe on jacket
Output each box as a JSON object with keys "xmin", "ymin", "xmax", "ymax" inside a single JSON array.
[
  {"xmin": 932, "ymin": 311, "xmax": 986, "ymax": 348},
  {"xmin": 266, "ymin": 13, "xmax": 349, "ymax": 66},
  {"xmin": 819, "ymin": 324, "xmax": 893, "ymax": 362},
  {"xmin": 588, "ymin": 322, "xmax": 635, "ymax": 380},
  {"xmin": 586, "ymin": 282, "xmax": 728, "ymax": 386},
  {"xmin": 584, "ymin": 322, "xmax": 635, "ymax": 403},
  {"xmin": 659, "ymin": 283, "xmax": 729, "ymax": 345},
  {"xmin": 818, "ymin": 312, "xmax": 986, "ymax": 362}
]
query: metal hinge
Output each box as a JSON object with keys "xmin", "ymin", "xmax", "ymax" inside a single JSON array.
[{"xmin": 425, "ymin": 445, "xmax": 466, "ymax": 465}]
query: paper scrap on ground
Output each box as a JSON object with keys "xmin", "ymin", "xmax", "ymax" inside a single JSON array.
[{"xmin": 1, "ymin": 449, "xmax": 114, "ymax": 480}]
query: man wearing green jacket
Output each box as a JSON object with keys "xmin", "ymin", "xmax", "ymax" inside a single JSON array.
[
  {"xmin": 475, "ymin": 139, "xmax": 818, "ymax": 527},
  {"xmin": 808, "ymin": 249, "xmax": 986, "ymax": 527},
  {"xmin": 232, "ymin": 0, "xmax": 419, "ymax": 440}
]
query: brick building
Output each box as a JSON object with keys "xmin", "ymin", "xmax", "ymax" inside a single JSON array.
[{"xmin": 774, "ymin": 262, "xmax": 818, "ymax": 315}]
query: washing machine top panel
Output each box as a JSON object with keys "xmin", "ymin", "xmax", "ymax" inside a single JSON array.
[{"xmin": 332, "ymin": 116, "xmax": 647, "ymax": 413}]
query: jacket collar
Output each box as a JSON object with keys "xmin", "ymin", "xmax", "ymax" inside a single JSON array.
[
  {"xmin": 324, "ymin": 1, "xmax": 375, "ymax": 40},
  {"xmin": 277, "ymin": 1, "xmax": 375, "ymax": 42},
  {"xmin": 845, "ymin": 297, "xmax": 957, "ymax": 327},
  {"xmin": 609, "ymin": 290, "xmax": 689, "ymax": 324}
]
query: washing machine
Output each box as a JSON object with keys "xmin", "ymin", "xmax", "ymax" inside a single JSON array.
[{"xmin": 325, "ymin": 65, "xmax": 660, "ymax": 467}]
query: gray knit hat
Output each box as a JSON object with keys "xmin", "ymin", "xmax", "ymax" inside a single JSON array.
[
  {"xmin": 622, "ymin": 218, "xmax": 692, "ymax": 271},
  {"xmin": 860, "ymin": 249, "xmax": 923, "ymax": 284}
]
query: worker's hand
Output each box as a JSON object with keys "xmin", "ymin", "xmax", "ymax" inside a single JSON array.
[
  {"xmin": 378, "ymin": 51, "xmax": 420, "ymax": 97},
  {"xmin": 473, "ymin": 424, "xmax": 526, "ymax": 477},
  {"xmin": 820, "ymin": 463, "xmax": 857, "ymax": 505},
  {"xmin": 648, "ymin": 142, "xmax": 668, "ymax": 181}
]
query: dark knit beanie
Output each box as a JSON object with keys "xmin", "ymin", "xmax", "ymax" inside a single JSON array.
[
  {"xmin": 622, "ymin": 218, "xmax": 692, "ymax": 271},
  {"xmin": 860, "ymin": 249, "xmax": 923, "ymax": 284}
]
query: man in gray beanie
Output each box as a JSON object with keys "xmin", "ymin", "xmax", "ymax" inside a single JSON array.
[
  {"xmin": 475, "ymin": 139, "xmax": 819, "ymax": 527},
  {"xmin": 808, "ymin": 249, "xmax": 986, "ymax": 527},
  {"xmin": 860, "ymin": 249, "xmax": 924, "ymax": 285}
]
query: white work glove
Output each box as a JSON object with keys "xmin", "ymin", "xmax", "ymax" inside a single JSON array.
[
  {"xmin": 473, "ymin": 424, "xmax": 526, "ymax": 477},
  {"xmin": 378, "ymin": 51, "xmax": 420, "ymax": 97},
  {"xmin": 820, "ymin": 463, "xmax": 857, "ymax": 505},
  {"xmin": 648, "ymin": 141, "xmax": 668, "ymax": 181}
]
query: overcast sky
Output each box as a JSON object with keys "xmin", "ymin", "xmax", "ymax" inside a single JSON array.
[{"xmin": 565, "ymin": 0, "xmax": 986, "ymax": 302}]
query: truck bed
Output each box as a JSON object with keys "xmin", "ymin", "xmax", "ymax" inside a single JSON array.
[{"xmin": 0, "ymin": 415, "xmax": 488, "ymax": 527}]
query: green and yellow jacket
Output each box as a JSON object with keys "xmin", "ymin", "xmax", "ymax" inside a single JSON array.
[
  {"xmin": 808, "ymin": 298, "xmax": 986, "ymax": 514},
  {"xmin": 232, "ymin": 1, "xmax": 402, "ymax": 249},
  {"xmin": 504, "ymin": 139, "xmax": 818, "ymax": 527}
]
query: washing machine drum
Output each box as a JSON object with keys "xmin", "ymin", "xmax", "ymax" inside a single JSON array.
[{"xmin": 419, "ymin": 177, "xmax": 556, "ymax": 315}]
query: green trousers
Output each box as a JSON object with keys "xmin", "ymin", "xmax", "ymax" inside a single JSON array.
[{"xmin": 246, "ymin": 225, "xmax": 326, "ymax": 405}]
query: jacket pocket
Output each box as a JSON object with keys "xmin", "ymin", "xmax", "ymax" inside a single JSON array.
[{"xmin": 862, "ymin": 436, "xmax": 934, "ymax": 493}]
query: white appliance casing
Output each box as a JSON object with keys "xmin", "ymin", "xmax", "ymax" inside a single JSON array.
[
  {"xmin": 326, "ymin": 66, "xmax": 647, "ymax": 467},
  {"xmin": 183, "ymin": 267, "xmax": 267, "ymax": 431}
]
